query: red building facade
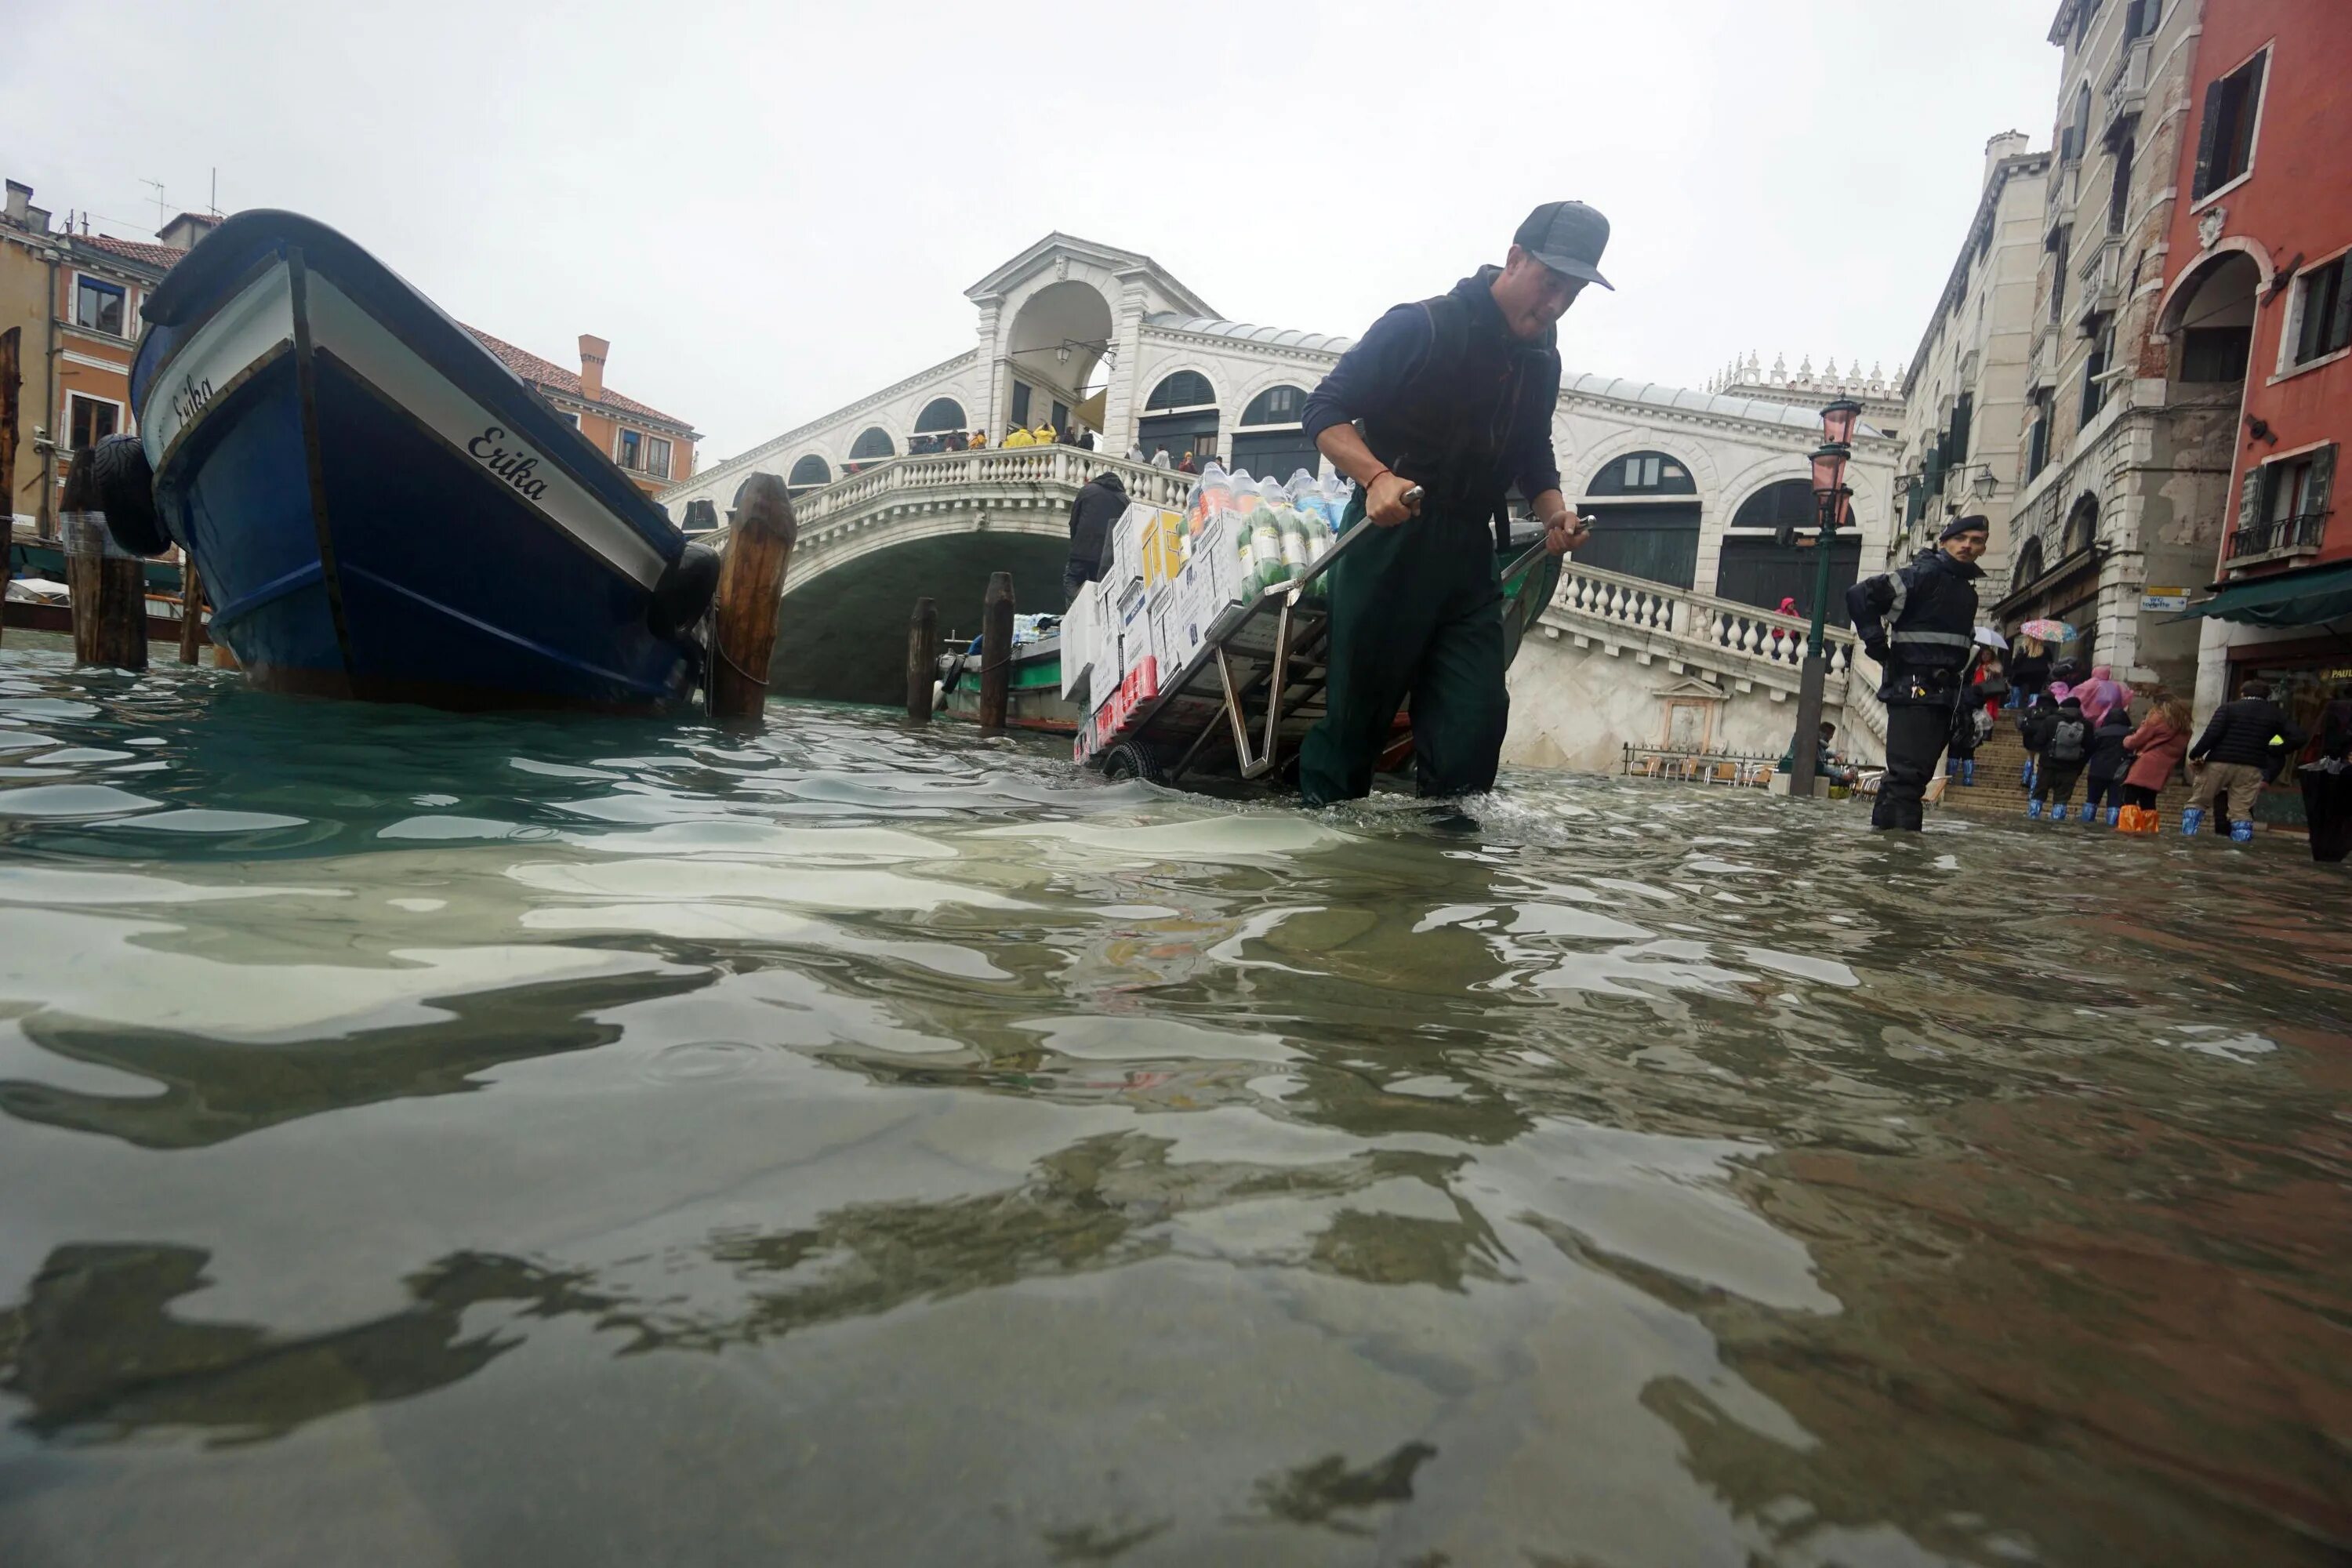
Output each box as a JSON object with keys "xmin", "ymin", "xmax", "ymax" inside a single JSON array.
[{"xmin": 2156, "ymin": 0, "xmax": 2352, "ymax": 742}]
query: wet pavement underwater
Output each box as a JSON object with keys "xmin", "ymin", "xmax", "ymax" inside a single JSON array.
[{"xmin": 0, "ymin": 644, "xmax": 2346, "ymax": 1566}]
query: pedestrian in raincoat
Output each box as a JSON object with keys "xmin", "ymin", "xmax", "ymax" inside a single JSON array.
[{"xmin": 1295, "ymin": 201, "xmax": 1607, "ymax": 804}]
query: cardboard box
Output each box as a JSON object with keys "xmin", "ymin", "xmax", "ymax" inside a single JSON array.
[
  {"xmin": 1060, "ymin": 579, "xmax": 1096, "ymax": 702},
  {"xmin": 1149, "ymin": 587, "xmax": 1182, "ymax": 680}
]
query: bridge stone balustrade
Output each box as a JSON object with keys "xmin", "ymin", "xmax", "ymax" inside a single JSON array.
[
  {"xmin": 699, "ymin": 446, "xmax": 1192, "ymax": 596},
  {"xmin": 1507, "ymin": 560, "xmax": 1890, "ymax": 772}
]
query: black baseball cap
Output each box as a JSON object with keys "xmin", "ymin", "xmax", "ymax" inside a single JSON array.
[{"xmin": 1515, "ymin": 201, "xmax": 1613, "ymax": 290}]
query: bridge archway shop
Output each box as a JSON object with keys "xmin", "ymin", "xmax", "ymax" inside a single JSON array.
[
  {"xmin": 1713, "ymin": 477, "xmax": 1860, "ymax": 626},
  {"xmin": 1138, "ymin": 370, "xmax": 1220, "ymax": 466}
]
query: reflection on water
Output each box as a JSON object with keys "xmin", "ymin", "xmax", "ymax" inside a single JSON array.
[{"xmin": 1, "ymin": 646, "xmax": 2348, "ymax": 1566}]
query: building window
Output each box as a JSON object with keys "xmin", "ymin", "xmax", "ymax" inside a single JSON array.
[
  {"xmin": 848, "ymin": 426, "xmax": 895, "ymax": 462},
  {"xmin": 2049, "ymin": 230, "xmax": 2070, "ymax": 325},
  {"xmin": 2123, "ymin": 0, "xmax": 2159, "ymax": 41},
  {"xmin": 2180, "ymin": 325, "xmax": 2251, "ymax": 382},
  {"xmin": 2232, "ymin": 445, "xmax": 2335, "ymax": 558},
  {"xmin": 2027, "ymin": 390, "xmax": 2053, "ymax": 480},
  {"xmin": 2062, "ymin": 495, "xmax": 2099, "ymax": 556},
  {"xmin": 558, "ymin": 410, "xmax": 581, "ymax": 427},
  {"xmin": 2292, "ymin": 254, "xmax": 2352, "ymax": 365},
  {"xmin": 1145, "ymin": 372, "xmax": 1215, "ymax": 411},
  {"xmin": 1588, "ymin": 452, "xmax": 1695, "ymax": 495},
  {"xmin": 74, "ymin": 275, "xmax": 126, "ymax": 336},
  {"xmin": 2107, "ymin": 134, "xmax": 2133, "ymax": 236},
  {"xmin": 615, "ymin": 430, "xmax": 670, "ymax": 478},
  {"xmin": 2061, "ymin": 83, "xmax": 2090, "ymax": 162},
  {"xmin": 2191, "ymin": 49, "xmax": 2265, "ymax": 200},
  {"xmin": 1240, "ymin": 385, "xmax": 1307, "ymax": 426},
  {"xmin": 68, "ymin": 394, "xmax": 118, "ymax": 452},
  {"xmin": 1009, "ymin": 383, "xmax": 1033, "ymax": 428},
  {"xmin": 2081, "ymin": 318, "xmax": 2114, "ymax": 423},
  {"xmin": 787, "ymin": 454, "xmax": 831, "ymax": 492}
]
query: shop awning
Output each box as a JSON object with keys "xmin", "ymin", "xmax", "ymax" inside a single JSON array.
[{"xmin": 2174, "ymin": 561, "xmax": 2352, "ymax": 627}]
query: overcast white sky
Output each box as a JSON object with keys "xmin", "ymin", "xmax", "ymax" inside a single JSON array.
[{"xmin": 5, "ymin": 1, "xmax": 2061, "ymax": 464}]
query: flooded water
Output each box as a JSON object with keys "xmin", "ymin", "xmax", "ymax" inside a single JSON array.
[{"xmin": 0, "ymin": 644, "xmax": 2347, "ymax": 1567}]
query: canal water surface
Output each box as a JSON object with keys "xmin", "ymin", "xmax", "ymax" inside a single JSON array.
[{"xmin": 0, "ymin": 646, "xmax": 2346, "ymax": 1566}]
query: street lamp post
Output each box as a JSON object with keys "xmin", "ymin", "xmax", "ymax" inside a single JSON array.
[{"xmin": 1784, "ymin": 399, "xmax": 1864, "ymax": 796}]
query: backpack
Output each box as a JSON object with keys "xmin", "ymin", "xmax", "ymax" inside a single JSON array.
[{"xmin": 2047, "ymin": 715, "xmax": 2090, "ymax": 764}]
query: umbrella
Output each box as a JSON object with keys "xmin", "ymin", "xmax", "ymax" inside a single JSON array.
[
  {"xmin": 2019, "ymin": 618, "xmax": 2079, "ymax": 643},
  {"xmin": 1973, "ymin": 626, "xmax": 2009, "ymax": 649}
]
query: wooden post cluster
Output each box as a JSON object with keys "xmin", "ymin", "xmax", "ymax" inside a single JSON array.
[
  {"xmin": 978, "ymin": 571, "xmax": 1014, "ymax": 735},
  {"xmin": 60, "ymin": 447, "xmax": 148, "ymax": 670},
  {"xmin": 707, "ymin": 472, "xmax": 796, "ymax": 721},
  {"xmin": 0, "ymin": 325, "xmax": 16, "ymax": 651},
  {"xmin": 906, "ymin": 596, "xmax": 935, "ymax": 724}
]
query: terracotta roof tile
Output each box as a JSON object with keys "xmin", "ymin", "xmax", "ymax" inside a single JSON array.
[
  {"xmin": 463, "ymin": 327, "xmax": 696, "ymax": 434},
  {"xmin": 78, "ymin": 234, "xmax": 188, "ymax": 270}
]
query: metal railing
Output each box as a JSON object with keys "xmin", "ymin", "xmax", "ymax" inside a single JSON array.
[
  {"xmin": 1621, "ymin": 746, "xmax": 1782, "ymax": 786},
  {"xmin": 2228, "ymin": 510, "xmax": 2328, "ymax": 561}
]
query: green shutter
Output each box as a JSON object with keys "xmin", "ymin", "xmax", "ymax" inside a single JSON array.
[
  {"xmin": 2192, "ymin": 78, "xmax": 2225, "ymax": 198},
  {"xmin": 2307, "ymin": 444, "xmax": 2336, "ymax": 527},
  {"xmin": 1951, "ymin": 393, "xmax": 1973, "ymax": 463}
]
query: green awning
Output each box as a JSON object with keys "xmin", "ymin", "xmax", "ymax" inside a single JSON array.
[{"xmin": 2174, "ymin": 561, "xmax": 2352, "ymax": 627}]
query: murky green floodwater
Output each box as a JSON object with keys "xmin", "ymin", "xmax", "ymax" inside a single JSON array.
[{"xmin": 0, "ymin": 644, "xmax": 2346, "ymax": 1567}]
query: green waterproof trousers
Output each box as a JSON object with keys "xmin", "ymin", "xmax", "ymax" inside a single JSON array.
[{"xmin": 1298, "ymin": 495, "xmax": 1508, "ymax": 804}]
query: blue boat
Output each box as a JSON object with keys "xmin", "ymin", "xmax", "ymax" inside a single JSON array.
[{"xmin": 114, "ymin": 210, "xmax": 717, "ymax": 710}]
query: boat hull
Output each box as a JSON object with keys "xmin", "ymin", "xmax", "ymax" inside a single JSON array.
[{"xmin": 132, "ymin": 215, "xmax": 700, "ymax": 711}]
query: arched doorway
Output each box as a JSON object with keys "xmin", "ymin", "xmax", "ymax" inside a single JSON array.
[
  {"xmin": 1229, "ymin": 383, "xmax": 1316, "ymax": 482},
  {"xmin": 1713, "ymin": 478, "xmax": 1859, "ymax": 626},
  {"xmin": 845, "ymin": 426, "xmax": 895, "ymax": 473},
  {"xmin": 2165, "ymin": 252, "xmax": 2259, "ymax": 387},
  {"xmin": 1138, "ymin": 372, "xmax": 1219, "ymax": 467},
  {"xmin": 788, "ymin": 454, "xmax": 831, "ymax": 499},
  {"xmin": 1578, "ymin": 449, "xmax": 1700, "ymax": 589},
  {"xmin": 1004, "ymin": 281, "xmax": 1114, "ymax": 441}
]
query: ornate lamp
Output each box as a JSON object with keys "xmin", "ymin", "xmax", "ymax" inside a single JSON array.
[{"xmin": 1820, "ymin": 397, "xmax": 1864, "ymax": 448}]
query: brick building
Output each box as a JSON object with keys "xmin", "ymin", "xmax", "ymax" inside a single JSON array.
[
  {"xmin": 2156, "ymin": 0, "xmax": 2352, "ymax": 752},
  {"xmin": 465, "ymin": 330, "xmax": 699, "ymax": 497}
]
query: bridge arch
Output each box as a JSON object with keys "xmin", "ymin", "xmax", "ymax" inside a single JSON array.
[{"xmin": 1004, "ymin": 280, "xmax": 1114, "ymax": 439}]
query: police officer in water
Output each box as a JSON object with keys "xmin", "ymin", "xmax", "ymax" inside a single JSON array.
[
  {"xmin": 1846, "ymin": 514, "xmax": 1991, "ymax": 829},
  {"xmin": 1294, "ymin": 201, "xmax": 1606, "ymax": 804}
]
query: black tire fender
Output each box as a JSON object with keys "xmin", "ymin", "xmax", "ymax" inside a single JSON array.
[
  {"xmin": 648, "ymin": 543, "xmax": 720, "ymax": 641},
  {"xmin": 90, "ymin": 434, "xmax": 171, "ymax": 557}
]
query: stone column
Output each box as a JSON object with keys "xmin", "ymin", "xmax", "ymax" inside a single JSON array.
[
  {"xmin": 973, "ymin": 300, "xmax": 1003, "ymax": 443},
  {"xmin": 1102, "ymin": 279, "xmax": 1149, "ymax": 457}
]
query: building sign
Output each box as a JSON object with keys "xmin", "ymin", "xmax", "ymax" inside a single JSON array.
[{"xmin": 2140, "ymin": 587, "xmax": 2191, "ymax": 611}]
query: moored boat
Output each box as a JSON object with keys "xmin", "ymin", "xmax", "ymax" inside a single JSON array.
[{"xmin": 116, "ymin": 211, "xmax": 717, "ymax": 710}]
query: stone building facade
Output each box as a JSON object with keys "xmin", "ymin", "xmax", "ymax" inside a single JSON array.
[
  {"xmin": 1991, "ymin": 0, "xmax": 2235, "ymax": 694},
  {"xmin": 1892, "ymin": 133, "xmax": 2053, "ymax": 597}
]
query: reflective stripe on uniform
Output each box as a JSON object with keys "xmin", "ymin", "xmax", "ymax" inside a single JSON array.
[{"xmin": 1892, "ymin": 630, "xmax": 1974, "ymax": 647}]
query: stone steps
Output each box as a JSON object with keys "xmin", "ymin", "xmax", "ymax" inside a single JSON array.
[{"xmin": 1934, "ymin": 715, "xmax": 2194, "ymax": 820}]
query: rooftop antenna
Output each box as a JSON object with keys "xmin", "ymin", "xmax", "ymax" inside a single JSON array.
[
  {"xmin": 139, "ymin": 178, "xmax": 167, "ymax": 230},
  {"xmin": 210, "ymin": 167, "xmax": 219, "ymax": 217}
]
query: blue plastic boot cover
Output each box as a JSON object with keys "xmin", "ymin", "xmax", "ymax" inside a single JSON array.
[
  {"xmin": 2182, "ymin": 807, "xmax": 2204, "ymax": 836},
  {"xmin": 2053, "ymin": 804, "xmax": 2069, "ymax": 822},
  {"xmin": 2027, "ymin": 798, "xmax": 2043, "ymax": 819},
  {"xmin": 2229, "ymin": 819, "xmax": 2255, "ymax": 842},
  {"xmin": 2106, "ymin": 806, "xmax": 2119, "ymax": 826}
]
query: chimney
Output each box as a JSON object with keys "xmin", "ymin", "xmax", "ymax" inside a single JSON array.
[
  {"xmin": 4, "ymin": 180, "xmax": 29, "ymax": 226},
  {"xmin": 158, "ymin": 211, "xmax": 223, "ymax": 252},
  {"xmin": 1983, "ymin": 130, "xmax": 2031, "ymax": 187},
  {"xmin": 578, "ymin": 334, "xmax": 609, "ymax": 403}
]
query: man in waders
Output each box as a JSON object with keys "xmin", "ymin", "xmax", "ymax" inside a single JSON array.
[
  {"xmin": 1296, "ymin": 201, "xmax": 1606, "ymax": 804},
  {"xmin": 1846, "ymin": 515, "xmax": 1989, "ymax": 830}
]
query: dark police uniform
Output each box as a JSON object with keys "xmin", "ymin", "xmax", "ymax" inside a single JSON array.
[
  {"xmin": 1295, "ymin": 269, "xmax": 1563, "ymax": 803},
  {"xmin": 1846, "ymin": 545, "xmax": 1984, "ymax": 829}
]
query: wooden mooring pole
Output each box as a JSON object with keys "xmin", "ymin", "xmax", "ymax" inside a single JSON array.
[
  {"xmin": 978, "ymin": 572, "xmax": 1013, "ymax": 735},
  {"xmin": 60, "ymin": 447, "xmax": 147, "ymax": 670},
  {"xmin": 707, "ymin": 472, "xmax": 796, "ymax": 721},
  {"xmin": 178, "ymin": 559, "xmax": 205, "ymax": 664},
  {"xmin": 0, "ymin": 325, "xmax": 18, "ymax": 651},
  {"xmin": 906, "ymin": 596, "xmax": 936, "ymax": 724}
]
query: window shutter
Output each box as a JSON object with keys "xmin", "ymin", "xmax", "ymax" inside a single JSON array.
[
  {"xmin": 1952, "ymin": 394, "xmax": 1973, "ymax": 463},
  {"xmin": 2191, "ymin": 78, "xmax": 2225, "ymax": 197},
  {"xmin": 2236, "ymin": 466, "xmax": 2266, "ymax": 546},
  {"xmin": 2307, "ymin": 445, "xmax": 2336, "ymax": 525}
]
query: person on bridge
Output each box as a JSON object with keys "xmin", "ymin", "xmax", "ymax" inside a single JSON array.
[
  {"xmin": 967, "ymin": 428, "xmax": 987, "ymax": 450},
  {"xmin": 1001, "ymin": 425, "xmax": 1033, "ymax": 448},
  {"xmin": 1063, "ymin": 469, "xmax": 1127, "ymax": 609},
  {"xmin": 1845, "ymin": 514, "xmax": 1989, "ymax": 830},
  {"xmin": 1294, "ymin": 200, "xmax": 1606, "ymax": 804}
]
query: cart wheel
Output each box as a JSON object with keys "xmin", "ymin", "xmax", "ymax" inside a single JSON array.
[{"xmin": 1098, "ymin": 739, "xmax": 1168, "ymax": 785}]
